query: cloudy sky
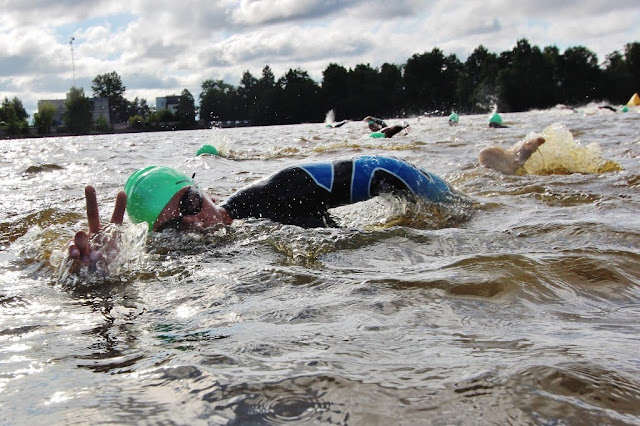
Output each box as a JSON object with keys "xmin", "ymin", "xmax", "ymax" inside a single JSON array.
[{"xmin": 2, "ymin": 0, "xmax": 639, "ymax": 116}]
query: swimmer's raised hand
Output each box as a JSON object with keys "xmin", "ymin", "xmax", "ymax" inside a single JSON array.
[{"xmin": 68, "ymin": 186, "xmax": 126, "ymax": 269}]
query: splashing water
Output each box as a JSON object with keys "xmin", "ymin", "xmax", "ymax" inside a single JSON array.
[
  {"xmin": 324, "ymin": 109, "xmax": 335, "ymax": 125},
  {"xmin": 53, "ymin": 222, "xmax": 148, "ymax": 288},
  {"xmin": 523, "ymin": 123, "xmax": 622, "ymax": 175}
]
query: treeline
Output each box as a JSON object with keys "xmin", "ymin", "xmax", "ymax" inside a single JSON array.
[
  {"xmin": 2, "ymin": 38, "xmax": 639, "ymax": 136},
  {"xmin": 201, "ymin": 38, "xmax": 640, "ymax": 125}
]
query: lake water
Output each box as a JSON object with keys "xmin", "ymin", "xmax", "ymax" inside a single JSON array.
[{"xmin": 1, "ymin": 107, "xmax": 639, "ymax": 425}]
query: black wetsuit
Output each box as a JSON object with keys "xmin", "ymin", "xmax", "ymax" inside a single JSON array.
[{"xmin": 221, "ymin": 156, "xmax": 453, "ymax": 228}]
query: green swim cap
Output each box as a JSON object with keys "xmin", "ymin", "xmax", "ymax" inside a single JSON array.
[
  {"xmin": 622, "ymin": 106, "xmax": 629, "ymax": 113},
  {"xmin": 196, "ymin": 144, "xmax": 219, "ymax": 156},
  {"xmin": 124, "ymin": 166, "xmax": 193, "ymax": 230},
  {"xmin": 489, "ymin": 113, "xmax": 502, "ymax": 124},
  {"xmin": 449, "ymin": 113, "xmax": 459, "ymax": 122},
  {"xmin": 369, "ymin": 131, "xmax": 385, "ymax": 138}
]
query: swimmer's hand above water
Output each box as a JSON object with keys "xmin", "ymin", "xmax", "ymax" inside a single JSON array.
[{"xmin": 68, "ymin": 186, "xmax": 127, "ymax": 271}]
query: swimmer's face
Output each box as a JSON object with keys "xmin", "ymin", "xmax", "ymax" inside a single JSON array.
[{"xmin": 154, "ymin": 185, "xmax": 231, "ymax": 232}]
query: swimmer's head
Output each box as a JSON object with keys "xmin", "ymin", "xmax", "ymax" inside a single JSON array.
[
  {"xmin": 489, "ymin": 113, "xmax": 502, "ymax": 125},
  {"xmin": 196, "ymin": 144, "xmax": 219, "ymax": 156},
  {"xmin": 449, "ymin": 113, "xmax": 459, "ymax": 123},
  {"xmin": 124, "ymin": 166, "xmax": 194, "ymax": 230}
]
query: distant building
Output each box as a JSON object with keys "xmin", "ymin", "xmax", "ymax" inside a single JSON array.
[
  {"xmin": 37, "ymin": 99, "xmax": 66, "ymax": 125},
  {"xmin": 90, "ymin": 97, "xmax": 110, "ymax": 125},
  {"xmin": 37, "ymin": 93, "xmax": 111, "ymax": 127},
  {"xmin": 156, "ymin": 95, "xmax": 182, "ymax": 114}
]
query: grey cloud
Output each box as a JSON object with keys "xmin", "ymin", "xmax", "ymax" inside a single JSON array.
[
  {"xmin": 139, "ymin": 41, "xmax": 187, "ymax": 60},
  {"xmin": 32, "ymin": 76, "xmax": 89, "ymax": 93},
  {"xmin": 0, "ymin": 56, "xmax": 33, "ymax": 77},
  {"xmin": 125, "ymin": 73, "xmax": 180, "ymax": 90},
  {"xmin": 488, "ymin": 0, "xmax": 639, "ymax": 18},
  {"xmin": 230, "ymin": 0, "xmax": 348, "ymax": 25},
  {"xmin": 0, "ymin": 54, "xmax": 69, "ymax": 77},
  {"xmin": 3, "ymin": 0, "xmax": 124, "ymax": 27},
  {"xmin": 199, "ymin": 30, "xmax": 375, "ymax": 69},
  {"xmin": 462, "ymin": 18, "xmax": 502, "ymax": 37},
  {"xmin": 230, "ymin": 0, "xmax": 424, "ymax": 26}
]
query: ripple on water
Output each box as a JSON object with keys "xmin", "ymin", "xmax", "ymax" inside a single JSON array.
[
  {"xmin": 513, "ymin": 363, "xmax": 640, "ymax": 423},
  {"xmin": 194, "ymin": 375, "xmax": 346, "ymax": 424}
]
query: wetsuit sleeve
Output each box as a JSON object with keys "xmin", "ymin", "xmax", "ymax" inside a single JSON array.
[
  {"xmin": 221, "ymin": 166, "xmax": 337, "ymax": 228},
  {"xmin": 350, "ymin": 156, "xmax": 452, "ymax": 203}
]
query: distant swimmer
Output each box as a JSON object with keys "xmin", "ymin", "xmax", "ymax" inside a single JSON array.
[
  {"xmin": 328, "ymin": 120, "xmax": 349, "ymax": 128},
  {"xmin": 599, "ymin": 105, "xmax": 617, "ymax": 112},
  {"xmin": 478, "ymin": 137, "xmax": 545, "ymax": 175},
  {"xmin": 363, "ymin": 116, "xmax": 387, "ymax": 132},
  {"xmin": 448, "ymin": 113, "xmax": 459, "ymax": 126},
  {"xmin": 488, "ymin": 113, "xmax": 508, "ymax": 128},
  {"xmin": 380, "ymin": 121, "xmax": 411, "ymax": 138}
]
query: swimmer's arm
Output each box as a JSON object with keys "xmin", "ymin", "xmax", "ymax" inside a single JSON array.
[{"xmin": 68, "ymin": 186, "xmax": 126, "ymax": 266}]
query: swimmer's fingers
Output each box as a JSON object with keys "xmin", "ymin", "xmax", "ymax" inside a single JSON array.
[
  {"xmin": 73, "ymin": 231, "xmax": 91, "ymax": 264},
  {"xmin": 68, "ymin": 242, "xmax": 80, "ymax": 259},
  {"xmin": 110, "ymin": 191, "xmax": 127, "ymax": 224},
  {"xmin": 85, "ymin": 186, "xmax": 100, "ymax": 234}
]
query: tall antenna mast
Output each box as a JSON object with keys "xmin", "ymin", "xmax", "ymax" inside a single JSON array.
[{"xmin": 69, "ymin": 37, "xmax": 76, "ymax": 87}]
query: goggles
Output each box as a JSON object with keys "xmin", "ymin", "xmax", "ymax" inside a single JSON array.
[{"xmin": 156, "ymin": 184, "xmax": 204, "ymax": 231}]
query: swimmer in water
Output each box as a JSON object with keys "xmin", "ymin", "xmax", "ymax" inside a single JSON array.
[
  {"xmin": 363, "ymin": 116, "xmax": 387, "ymax": 132},
  {"xmin": 328, "ymin": 119, "xmax": 349, "ymax": 128},
  {"xmin": 68, "ymin": 156, "xmax": 462, "ymax": 268},
  {"xmin": 379, "ymin": 121, "xmax": 411, "ymax": 138},
  {"xmin": 478, "ymin": 137, "xmax": 546, "ymax": 175},
  {"xmin": 488, "ymin": 113, "xmax": 508, "ymax": 128}
]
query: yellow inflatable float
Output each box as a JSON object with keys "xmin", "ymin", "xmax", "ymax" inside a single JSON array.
[{"xmin": 627, "ymin": 93, "xmax": 640, "ymax": 107}]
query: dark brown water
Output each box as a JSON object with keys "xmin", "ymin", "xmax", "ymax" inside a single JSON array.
[{"xmin": 2, "ymin": 108, "xmax": 640, "ymax": 424}]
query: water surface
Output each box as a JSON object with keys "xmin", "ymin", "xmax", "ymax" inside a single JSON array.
[{"xmin": 1, "ymin": 108, "xmax": 640, "ymax": 424}]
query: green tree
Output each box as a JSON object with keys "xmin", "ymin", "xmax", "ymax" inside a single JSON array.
[
  {"xmin": 237, "ymin": 70, "xmax": 259, "ymax": 123},
  {"xmin": 255, "ymin": 65, "xmax": 280, "ymax": 125},
  {"xmin": 34, "ymin": 102, "xmax": 56, "ymax": 135},
  {"xmin": 199, "ymin": 79, "xmax": 238, "ymax": 123},
  {"xmin": 277, "ymin": 68, "xmax": 322, "ymax": 123},
  {"xmin": 624, "ymin": 42, "xmax": 640, "ymax": 94},
  {"xmin": 64, "ymin": 87, "xmax": 93, "ymax": 134},
  {"xmin": 346, "ymin": 64, "xmax": 384, "ymax": 119},
  {"xmin": 379, "ymin": 63, "xmax": 404, "ymax": 117},
  {"xmin": 95, "ymin": 116, "xmax": 110, "ymax": 132},
  {"xmin": 176, "ymin": 89, "xmax": 196, "ymax": 128},
  {"xmin": 560, "ymin": 46, "xmax": 602, "ymax": 105},
  {"xmin": 496, "ymin": 39, "xmax": 557, "ymax": 111},
  {"xmin": 128, "ymin": 114, "xmax": 144, "ymax": 129},
  {"xmin": 1, "ymin": 97, "xmax": 29, "ymax": 136},
  {"xmin": 127, "ymin": 97, "xmax": 151, "ymax": 119},
  {"xmin": 92, "ymin": 71, "xmax": 128, "ymax": 124},
  {"xmin": 404, "ymin": 48, "xmax": 460, "ymax": 114},
  {"xmin": 258, "ymin": 65, "xmax": 276, "ymax": 89},
  {"xmin": 2, "ymin": 104, "xmax": 19, "ymax": 135},
  {"xmin": 1, "ymin": 97, "xmax": 29, "ymax": 122},
  {"xmin": 157, "ymin": 109, "xmax": 174, "ymax": 122},
  {"xmin": 603, "ymin": 50, "xmax": 631, "ymax": 104},
  {"xmin": 322, "ymin": 63, "xmax": 349, "ymax": 118},
  {"xmin": 458, "ymin": 45, "xmax": 500, "ymax": 112}
]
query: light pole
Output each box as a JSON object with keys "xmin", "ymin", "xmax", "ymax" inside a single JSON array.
[{"xmin": 69, "ymin": 37, "xmax": 76, "ymax": 87}]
